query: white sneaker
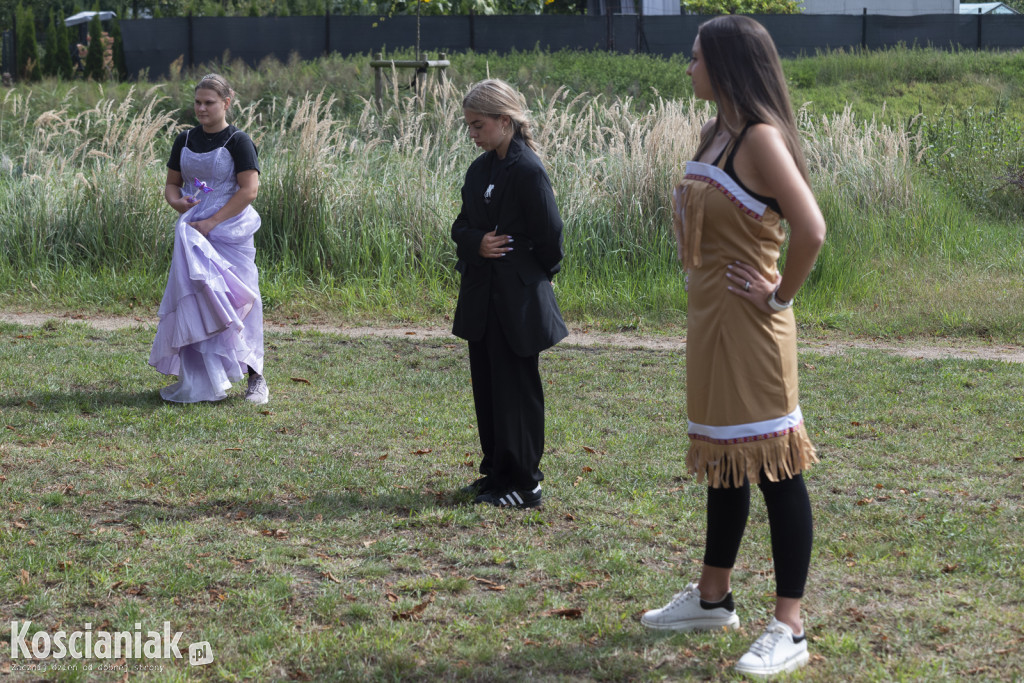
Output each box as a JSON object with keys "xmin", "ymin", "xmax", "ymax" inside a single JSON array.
[
  {"xmin": 735, "ymin": 618, "xmax": 809, "ymax": 677},
  {"xmin": 641, "ymin": 582, "xmax": 740, "ymax": 631},
  {"xmin": 244, "ymin": 374, "xmax": 269, "ymax": 405}
]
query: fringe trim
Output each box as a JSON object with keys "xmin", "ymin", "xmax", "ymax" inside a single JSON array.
[{"xmin": 686, "ymin": 426, "xmax": 818, "ymax": 489}]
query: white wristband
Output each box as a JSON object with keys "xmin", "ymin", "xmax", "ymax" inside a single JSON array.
[{"xmin": 767, "ymin": 290, "xmax": 794, "ymax": 312}]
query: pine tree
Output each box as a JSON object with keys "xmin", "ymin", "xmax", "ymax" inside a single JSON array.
[
  {"xmin": 44, "ymin": 11, "xmax": 59, "ymax": 77},
  {"xmin": 55, "ymin": 11, "xmax": 74, "ymax": 78},
  {"xmin": 83, "ymin": 7, "xmax": 105, "ymax": 80},
  {"xmin": 15, "ymin": 3, "xmax": 41, "ymax": 81},
  {"xmin": 109, "ymin": 15, "xmax": 127, "ymax": 80}
]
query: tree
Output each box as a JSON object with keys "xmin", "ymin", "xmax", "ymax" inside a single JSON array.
[
  {"xmin": 41, "ymin": 10, "xmax": 73, "ymax": 78},
  {"xmin": 109, "ymin": 13, "xmax": 127, "ymax": 79},
  {"xmin": 682, "ymin": 0, "xmax": 801, "ymax": 12},
  {"xmin": 54, "ymin": 11, "xmax": 74, "ymax": 77},
  {"xmin": 43, "ymin": 10, "xmax": 60, "ymax": 76},
  {"xmin": 83, "ymin": 5, "xmax": 106, "ymax": 79},
  {"xmin": 15, "ymin": 3, "xmax": 40, "ymax": 80}
]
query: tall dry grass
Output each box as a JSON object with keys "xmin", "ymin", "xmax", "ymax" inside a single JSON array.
[{"xmin": 0, "ymin": 75, "xmax": 954, "ymax": 321}]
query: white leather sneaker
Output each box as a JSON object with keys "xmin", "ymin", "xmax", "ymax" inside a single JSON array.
[
  {"xmin": 734, "ymin": 618, "xmax": 809, "ymax": 677},
  {"xmin": 641, "ymin": 582, "xmax": 740, "ymax": 631}
]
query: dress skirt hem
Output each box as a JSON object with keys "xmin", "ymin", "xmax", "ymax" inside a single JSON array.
[{"xmin": 686, "ymin": 425, "xmax": 817, "ymax": 488}]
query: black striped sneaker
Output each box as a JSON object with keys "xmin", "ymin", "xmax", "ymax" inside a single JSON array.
[{"xmin": 475, "ymin": 485, "xmax": 542, "ymax": 509}]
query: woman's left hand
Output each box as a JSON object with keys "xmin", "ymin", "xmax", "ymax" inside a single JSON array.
[
  {"xmin": 726, "ymin": 261, "xmax": 778, "ymax": 314},
  {"xmin": 188, "ymin": 218, "xmax": 218, "ymax": 237}
]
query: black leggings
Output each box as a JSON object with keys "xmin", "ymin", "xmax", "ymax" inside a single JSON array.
[{"xmin": 703, "ymin": 473, "xmax": 813, "ymax": 599}]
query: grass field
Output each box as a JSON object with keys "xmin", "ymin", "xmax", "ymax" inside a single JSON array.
[{"xmin": 1, "ymin": 321, "xmax": 1022, "ymax": 680}]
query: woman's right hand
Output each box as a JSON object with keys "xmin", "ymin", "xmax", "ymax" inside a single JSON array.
[
  {"xmin": 478, "ymin": 229, "xmax": 514, "ymax": 259},
  {"xmin": 170, "ymin": 195, "xmax": 200, "ymax": 215}
]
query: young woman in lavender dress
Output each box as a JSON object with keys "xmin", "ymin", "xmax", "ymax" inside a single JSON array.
[{"xmin": 149, "ymin": 74, "xmax": 268, "ymax": 404}]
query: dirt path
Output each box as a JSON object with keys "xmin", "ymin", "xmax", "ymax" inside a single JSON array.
[{"xmin": 3, "ymin": 310, "xmax": 1023, "ymax": 364}]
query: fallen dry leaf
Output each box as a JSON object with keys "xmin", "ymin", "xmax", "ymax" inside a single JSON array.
[
  {"xmin": 385, "ymin": 592, "xmax": 399, "ymax": 603},
  {"xmin": 582, "ymin": 466, "xmax": 594, "ymax": 473},
  {"xmin": 582, "ymin": 446, "xmax": 597, "ymax": 454},
  {"xmin": 469, "ymin": 575, "xmax": 498, "ymax": 586},
  {"xmin": 322, "ymin": 571, "xmax": 341, "ymax": 584},
  {"xmin": 260, "ymin": 528, "xmax": 288, "ymax": 539},
  {"xmin": 542, "ymin": 607, "xmax": 583, "ymax": 619},
  {"xmin": 410, "ymin": 448, "xmax": 432, "ymax": 455},
  {"xmin": 392, "ymin": 592, "xmax": 435, "ymax": 621},
  {"xmin": 290, "ymin": 377, "xmax": 311, "ymax": 384}
]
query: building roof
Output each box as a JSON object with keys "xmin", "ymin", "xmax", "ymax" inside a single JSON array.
[
  {"xmin": 64, "ymin": 11, "xmax": 117, "ymax": 27},
  {"xmin": 960, "ymin": 2, "xmax": 1020, "ymax": 13}
]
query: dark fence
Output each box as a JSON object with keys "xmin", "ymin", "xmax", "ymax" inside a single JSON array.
[
  {"xmin": 121, "ymin": 13, "xmax": 1024, "ymax": 79},
  {"xmin": 1, "ymin": 29, "xmax": 13, "ymax": 77}
]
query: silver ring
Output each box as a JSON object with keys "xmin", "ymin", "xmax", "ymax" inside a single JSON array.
[{"xmin": 744, "ymin": 281, "xmax": 751, "ymax": 292}]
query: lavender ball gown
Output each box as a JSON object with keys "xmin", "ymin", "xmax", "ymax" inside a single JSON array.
[{"xmin": 149, "ymin": 134, "xmax": 263, "ymax": 403}]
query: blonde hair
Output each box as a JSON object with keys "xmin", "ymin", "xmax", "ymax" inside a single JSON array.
[{"xmin": 462, "ymin": 79, "xmax": 538, "ymax": 153}]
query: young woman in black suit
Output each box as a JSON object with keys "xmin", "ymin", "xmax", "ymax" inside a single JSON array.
[{"xmin": 451, "ymin": 79, "xmax": 568, "ymax": 509}]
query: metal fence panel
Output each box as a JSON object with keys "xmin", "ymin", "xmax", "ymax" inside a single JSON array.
[
  {"xmin": 474, "ymin": 16, "xmax": 611, "ymax": 52},
  {"xmin": 120, "ymin": 14, "xmax": 1024, "ymax": 80},
  {"xmin": 979, "ymin": 15, "xmax": 1024, "ymax": 50},
  {"xmin": 755, "ymin": 14, "xmax": 864, "ymax": 55},
  {"xmin": 1, "ymin": 30, "xmax": 14, "ymax": 77},
  {"xmin": 641, "ymin": 16, "xmax": 701, "ymax": 58},
  {"xmin": 121, "ymin": 18, "xmax": 189, "ymax": 80},
  {"xmin": 194, "ymin": 16, "xmax": 327, "ymax": 65},
  {"xmin": 331, "ymin": 15, "xmax": 471, "ymax": 56},
  {"xmin": 865, "ymin": 15, "xmax": 977, "ymax": 49}
]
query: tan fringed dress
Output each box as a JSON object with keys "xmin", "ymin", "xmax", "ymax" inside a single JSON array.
[{"xmin": 673, "ymin": 133, "xmax": 817, "ymax": 489}]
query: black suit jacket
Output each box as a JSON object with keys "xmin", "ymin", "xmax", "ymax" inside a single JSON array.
[{"xmin": 451, "ymin": 135, "xmax": 568, "ymax": 357}]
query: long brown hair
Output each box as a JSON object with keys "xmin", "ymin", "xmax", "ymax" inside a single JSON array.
[
  {"xmin": 462, "ymin": 79, "xmax": 539, "ymax": 153},
  {"xmin": 691, "ymin": 16, "xmax": 808, "ymax": 182}
]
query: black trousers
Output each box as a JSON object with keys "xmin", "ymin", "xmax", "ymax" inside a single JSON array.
[
  {"xmin": 703, "ymin": 473, "xmax": 813, "ymax": 599},
  {"xmin": 467, "ymin": 309, "xmax": 545, "ymax": 491}
]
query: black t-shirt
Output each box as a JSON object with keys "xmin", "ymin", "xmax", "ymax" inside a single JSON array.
[{"xmin": 167, "ymin": 125, "xmax": 260, "ymax": 174}]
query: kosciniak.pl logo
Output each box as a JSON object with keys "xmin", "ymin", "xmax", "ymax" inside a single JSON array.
[{"xmin": 9, "ymin": 621, "xmax": 214, "ymax": 666}]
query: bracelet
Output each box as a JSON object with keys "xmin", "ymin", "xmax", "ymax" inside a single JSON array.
[{"xmin": 767, "ymin": 290, "xmax": 794, "ymax": 312}]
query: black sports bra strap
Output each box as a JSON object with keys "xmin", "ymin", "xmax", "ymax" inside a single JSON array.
[
  {"xmin": 710, "ymin": 122, "xmax": 753, "ymax": 168},
  {"xmin": 721, "ymin": 121, "xmax": 755, "ymax": 169}
]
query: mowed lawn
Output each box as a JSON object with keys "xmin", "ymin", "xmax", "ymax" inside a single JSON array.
[{"xmin": 1, "ymin": 321, "xmax": 1022, "ymax": 681}]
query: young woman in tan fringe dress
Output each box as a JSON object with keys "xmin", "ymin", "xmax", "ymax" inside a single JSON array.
[{"xmin": 641, "ymin": 16, "xmax": 826, "ymax": 678}]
